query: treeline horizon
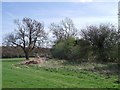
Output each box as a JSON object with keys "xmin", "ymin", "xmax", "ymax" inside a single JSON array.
[
  {"xmin": 2, "ymin": 17, "xmax": 119, "ymax": 63},
  {"xmin": 1, "ymin": 46, "xmax": 51, "ymax": 58}
]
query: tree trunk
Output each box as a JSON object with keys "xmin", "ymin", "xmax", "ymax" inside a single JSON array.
[{"xmin": 24, "ymin": 51, "xmax": 29, "ymax": 60}]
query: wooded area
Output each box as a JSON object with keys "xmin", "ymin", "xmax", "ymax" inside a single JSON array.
[{"xmin": 2, "ymin": 17, "xmax": 119, "ymax": 63}]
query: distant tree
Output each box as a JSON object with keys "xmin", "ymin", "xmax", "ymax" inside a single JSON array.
[
  {"xmin": 3, "ymin": 17, "xmax": 47, "ymax": 60},
  {"xmin": 49, "ymin": 17, "xmax": 78, "ymax": 41},
  {"xmin": 81, "ymin": 24, "xmax": 118, "ymax": 62},
  {"xmin": 2, "ymin": 46, "xmax": 24, "ymax": 58}
]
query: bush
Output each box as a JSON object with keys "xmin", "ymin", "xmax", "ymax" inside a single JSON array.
[
  {"xmin": 51, "ymin": 37, "xmax": 76, "ymax": 60},
  {"xmin": 51, "ymin": 37, "xmax": 90, "ymax": 62},
  {"xmin": 51, "ymin": 41, "xmax": 66, "ymax": 59}
]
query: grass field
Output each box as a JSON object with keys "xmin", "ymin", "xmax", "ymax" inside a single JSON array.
[{"xmin": 2, "ymin": 58, "xmax": 119, "ymax": 88}]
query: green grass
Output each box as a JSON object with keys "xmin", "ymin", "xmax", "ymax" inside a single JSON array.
[{"xmin": 2, "ymin": 58, "xmax": 119, "ymax": 88}]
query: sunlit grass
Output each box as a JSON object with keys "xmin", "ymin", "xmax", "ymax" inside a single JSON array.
[{"xmin": 2, "ymin": 58, "xmax": 119, "ymax": 88}]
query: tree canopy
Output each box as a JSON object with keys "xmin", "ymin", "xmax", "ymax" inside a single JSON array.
[{"xmin": 3, "ymin": 17, "xmax": 47, "ymax": 60}]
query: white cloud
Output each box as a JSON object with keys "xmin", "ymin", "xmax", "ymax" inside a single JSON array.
[
  {"xmin": 93, "ymin": 0, "xmax": 119, "ymax": 2},
  {"xmin": 67, "ymin": 0, "xmax": 93, "ymax": 2}
]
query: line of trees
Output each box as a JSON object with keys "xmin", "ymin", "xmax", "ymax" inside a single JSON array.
[
  {"xmin": 1, "ymin": 46, "xmax": 50, "ymax": 58},
  {"xmin": 3, "ymin": 17, "xmax": 119, "ymax": 62},
  {"xmin": 50, "ymin": 18, "xmax": 119, "ymax": 62}
]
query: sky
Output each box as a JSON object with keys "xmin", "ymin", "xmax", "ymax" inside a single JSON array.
[
  {"xmin": 1, "ymin": 0, "xmax": 119, "ymax": 2},
  {"xmin": 1, "ymin": 1, "xmax": 118, "ymax": 46}
]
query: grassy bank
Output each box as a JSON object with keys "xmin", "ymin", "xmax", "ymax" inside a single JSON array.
[{"xmin": 2, "ymin": 58, "xmax": 119, "ymax": 88}]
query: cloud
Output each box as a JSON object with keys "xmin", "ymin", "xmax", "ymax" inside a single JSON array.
[
  {"xmin": 93, "ymin": 0, "xmax": 119, "ymax": 2},
  {"xmin": 66, "ymin": 0, "xmax": 93, "ymax": 2}
]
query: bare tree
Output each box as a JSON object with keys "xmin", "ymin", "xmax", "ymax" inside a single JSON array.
[
  {"xmin": 49, "ymin": 17, "xmax": 78, "ymax": 41},
  {"xmin": 3, "ymin": 17, "xmax": 47, "ymax": 60}
]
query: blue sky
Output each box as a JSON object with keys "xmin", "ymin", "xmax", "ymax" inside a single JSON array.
[
  {"xmin": 1, "ymin": 0, "xmax": 119, "ymax": 2},
  {"xmin": 1, "ymin": 2, "xmax": 118, "ymax": 45}
]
